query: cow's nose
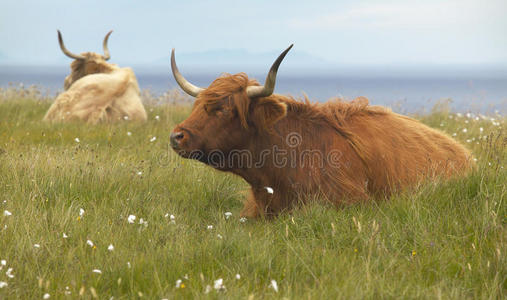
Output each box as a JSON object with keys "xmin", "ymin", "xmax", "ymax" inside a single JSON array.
[{"xmin": 170, "ymin": 131, "xmax": 185, "ymax": 148}]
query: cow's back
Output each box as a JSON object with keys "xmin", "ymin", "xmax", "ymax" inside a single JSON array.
[
  {"xmin": 43, "ymin": 67, "xmax": 147, "ymax": 123},
  {"xmin": 345, "ymin": 111, "xmax": 473, "ymax": 196}
]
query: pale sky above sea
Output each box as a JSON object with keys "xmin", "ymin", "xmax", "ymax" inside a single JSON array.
[{"xmin": 1, "ymin": 0, "xmax": 506, "ymax": 69}]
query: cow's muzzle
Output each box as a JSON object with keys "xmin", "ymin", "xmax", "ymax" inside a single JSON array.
[{"xmin": 170, "ymin": 131, "xmax": 185, "ymax": 149}]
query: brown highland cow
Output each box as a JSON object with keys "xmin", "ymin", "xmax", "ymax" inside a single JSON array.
[{"xmin": 169, "ymin": 45, "xmax": 473, "ymax": 218}]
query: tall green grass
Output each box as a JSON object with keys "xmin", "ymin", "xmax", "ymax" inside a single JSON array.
[{"xmin": 0, "ymin": 92, "xmax": 505, "ymax": 299}]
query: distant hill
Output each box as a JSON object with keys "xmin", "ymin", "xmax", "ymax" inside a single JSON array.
[{"xmin": 152, "ymin": 48, "xmax": 334, "ymax": 73}]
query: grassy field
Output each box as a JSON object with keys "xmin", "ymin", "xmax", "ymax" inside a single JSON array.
[{"xmin": 0, "ymin": 88, "xmax": 505, "ymax": 299}]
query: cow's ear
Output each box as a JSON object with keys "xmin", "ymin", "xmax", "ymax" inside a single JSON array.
[{"xmin": 251, "ymin": 98, "xmax": 287, "ymax": 129}]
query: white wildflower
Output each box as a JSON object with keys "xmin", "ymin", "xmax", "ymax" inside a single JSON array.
[
  {"xmin": 0, "ymin": 260, "xmax": 5, "ymax": 266},
  {"xmin": 479, "ymin": 127, "xmax": 483, "ymax": 132},
  {"xmin": 34, "ymin": 244, "xmax": 40, "ymax": 248},
  {"xmin": 62, "ymin": 233, "xmax": 68, "ymax": 239},
  {"xmin": 217, "ymin": 234, "xmax": 223, "ymax": 239},
  {"xmin": 79, "ymin": 208, "xmax": 85, "ymax": 217},
  {"xmin": 74, "ymin": 138, "xmax": 80, "ymax": 143},
  {"xmin": 3, "ymin": 210, "xmax": 11, "ymax": 216},
  {"xmin": 127, "ymin": 131, "xmax": 132, "ymax": 136},
  {"xmin": 92, "ymin": 269, "xmax": 102, "ymax": 274},
  {"xmin": 207, "ymin": 225, "xmax": 213, "ymax": 230},
  {"xmin": 43, "ymin": 293, "xmax": 50, "ymax": 299},
  {"xmin": 123, "ymin": 115, "xmax": 129, "ymax": 120},
  {"xmin": 137, "ymin": 171, "xmax": 142, "ymax": 176},
  {"xmin": 108, "ymin": 244, "xmax": 114, "ymax": 251},
  {"xmin": 127, "ymin": 262, "xmax": 131, "ymax": 268},
  {"xmin": 224, "ymin": 212, "xmax": 232, "ymax": 219},
  {"xmin": 175, "ymin": 279, "xmax": 182, "ymax": 288},
  {"xmin": 239, "ymin": 217, "xmax": 247, "ymax": 223},
  {"xmin": 150, "ymin": 136, "xmax": 157, "ymax": 142},
  {"xmin": 165, "ymin": 213, "xmax": 176, "ymax": 224},
  {"xmin": 204, "ymin": 285, "xmax": 212, "ymax": 294},
  {"xmin": 462, "ymin": 128, "xmax": 467, "ymax": 133},
  {"xmin": 452, "ymin": 133, "xmax": 457, "ymax": 137},
  {"xmin": 6, "ymin": 268, "xmax": 14, "ymax": 278},
  {"xmin": 235, "ymin": 274, "xmax": 241, "ymax": 280},
  {"xmin": 270, "ymin": 279, "xmax": 279, "ymax": 292},
  {"xmin": 155, "ymin": 115, "xmax": 160, "ymax": 121},
  {"xmin": 128, "ymin": 215, "xmax": 136, "ymax": 223},
  {"xmin": 139, "ymin": 218, "xmax": 148, "ymax": 227},
  {"xmin": 86, "ymin": 240, "xmax": 94, "ymax": 247},
  {"xmin": 265, "ymin": 187, "xmax": 274, "ymax": 194},
  {"xmin": 214, "ymin": 278, "xmax": 225, "ymax": 291},
  {"xmin": 0, "ymin": 281, "xmax": 7, "ymax": 288}
]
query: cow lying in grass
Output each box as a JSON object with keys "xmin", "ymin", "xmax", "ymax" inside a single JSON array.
[
  {"xmin": 43, "ymin": 30, "xmax": 147, "ymax": 123},
  {"xmin": 169, "ymin": 45, "xmax": 474, "ymax": 218}
]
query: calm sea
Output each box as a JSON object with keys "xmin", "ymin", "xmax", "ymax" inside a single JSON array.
[{"xmin": 1, "ymin": 65, "xmax": 506, "ymax": 114}]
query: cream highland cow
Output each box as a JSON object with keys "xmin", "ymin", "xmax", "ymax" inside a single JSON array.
[{"xmin": 43, "ymin": 30, "xmax": 147, "ymax": 123}]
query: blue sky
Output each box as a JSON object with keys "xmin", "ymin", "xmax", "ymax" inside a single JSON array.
[{"xmin": 1, "ymin": 0, "xmax": 506, "ymax": 68}]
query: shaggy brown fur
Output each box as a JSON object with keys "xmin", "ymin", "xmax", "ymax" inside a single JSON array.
[{"xmin": 172, "ymin": 73, "xmax": 474, "ymax": 218}]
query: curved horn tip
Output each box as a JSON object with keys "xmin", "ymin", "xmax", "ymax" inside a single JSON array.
[
  {"xmin": 57, "ymin": 30, "xmax": 85, "ymax": 60},
  {"xmin": 245, "ymin": 44, "xmax": 293, "ymax": 98},
  {"xmin": 102, "ymin": 31, "xmax": 113, "ymax": 60}
]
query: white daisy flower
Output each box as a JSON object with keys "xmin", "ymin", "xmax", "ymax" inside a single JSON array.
[
  {"xmin": 0, "ymin": 281, "xmax": 7, "ymax": 288},
  {"xmin": 62, "ymin": 233, "xmax": 68, "ymax": 239},
  {"xmin": 150, "ymin": 136, "xmax": 157, "ymax": 142},
  {"xmin": 127, "ymin": 131, "xmax": 132, "ymax": 136},
  {"xmin": 86, "ymin": 240, "xmax": 94, "ymax": 247},
  {"xmin": 108, "ymin": 244, "xmax": 114, "ymax": 251},
  {"xmin": 33, "ymin": 244, "xmax": 41, "ymax": 248},
  {"xmin": 265, "ymin": 187, "xmax": 274, "ymax": 194},
  {"xmin": 224, "ymin": 212, "xmax": 232, "ymax": 219},
  {"xmin": 175, "ymin": 279, "xmax": 182, "ymax": 288},
  {"xmin": 79, "ymin": 208, "xmax": 85, "ymax": 217},
  {"xmin": 6, "ymin": 268, "xmax": 14, "ymax": 278},
  {"xmin": 43, "ymin": 293, "xmax": 50, "ymax": 299},
  {"xmin": 214, "ymin": 278, "xmax": 225, "ymax": 291},
  {"xmin": 3, "ymin": 210, "xmax": 11, "ymax": 216},
  {"xmin": 204, "ymin": 285, "xmax": 212, "ymax": 294},
  {"xmin": 128, "ymin": 215, "xmax": 136, "ymax": 224},
  {"xmin": 92, "ymin": 269, "xmax": 102, "ymax": 274},
  {"xmin": 207, "ymin": 225, "xmax": 213, "ymax": 230},
  {"xmin": 235, "ymin": 274, "xmax": 241, "ymax": 280},
  {"xmin": 270, "ymin": 279, "xmax": 278, "ymax": 292}
]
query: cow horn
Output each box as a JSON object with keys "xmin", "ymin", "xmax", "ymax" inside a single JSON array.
[
  {"xmin": 57, "ymin": 30, "xmax": 85, "ymax": 60},
  {"xmin": 246, "ymin": 44, "xmax": 293, "ymax": 98},
  {"xmin": 171, "ymin": 49, "xmax": 204, "ymax": 97},
  {"xmin": 102, "ymin": 30, "xmax": 113, "ymax": 60}
]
